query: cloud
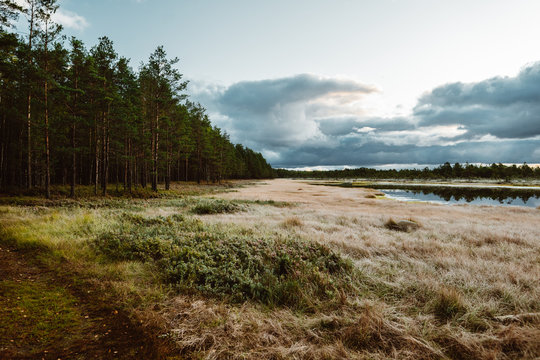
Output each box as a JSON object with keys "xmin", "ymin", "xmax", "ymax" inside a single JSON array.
[
  {"xmin": 315, "ymin": 116, "xmax": 415, "ymax": 137},
  {"xmin": 52, "ymin": 9, "xmax": 88, "ymax": 31},
  {"xmin": 272, "ymin": 137, "xmax": 540, "ymax": 168},
  {"xmin": 13, "ymin": 1, "xmax": 88, "ymax": 31},
  {"xmin": 415, "ymin": 62, "xmax": 540, "ymax": 139},
  {"xmin": 192, "ymin": 74, "xmax": 377, "ymax": 150},
  {"xmin": 190, "ymin": 65, "xmax": 540, "ymax": 167}
]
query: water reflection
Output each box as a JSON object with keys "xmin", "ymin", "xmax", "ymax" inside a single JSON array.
[{"xmin": 368, "ymin": 185, "xmax": 540, "ymax": 208}]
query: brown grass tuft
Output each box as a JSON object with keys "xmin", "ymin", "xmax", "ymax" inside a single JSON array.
[
  {"xmin": 430, "ymin": 287, "xmax": 467, "ymax": 320},
  {"xmin": 384, "ymin": 218, "xmax": 420, "ymax": 232},
  {"xmin": 281, "ymin": 216, "xmax": 303, "ymax": 229}
]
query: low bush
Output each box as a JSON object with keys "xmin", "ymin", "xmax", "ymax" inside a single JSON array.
[
  {"xmin": 93, "ymin": 213, "xmax": 353, "ymax": 309},
  {"xmin": 190, "ymin": 199, "xmax": 242, "ymax": 215},
  {"xmin": 384, "ymin": 218, "xmax": 420, "ymax": 232}
]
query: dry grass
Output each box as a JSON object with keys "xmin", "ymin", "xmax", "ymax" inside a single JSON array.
[
  {"xmin": 204, "ymin": 179, "xmax": 540, "ymax": 359},
  {"xmin": 2, "ymin": 179, "xmax": 539, "ymax": 359},
  {"xmin": 281, "ymin": 216, "xmax": 304, "ymax": 229}
]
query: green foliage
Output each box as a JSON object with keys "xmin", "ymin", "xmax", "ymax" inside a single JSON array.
[
  {"xmin": 277, "ymin": 162, "xmax": 540, "ymax": 180},
  {"xmin": 93, "ymin": 213, "xmax": 353, "ymax": 309},
  {"xmin": 0, "ymin": 2, "xmax": 274, "ymax": 195},
  {"xmin": 190, "ymin": 199, "xmax": 242, "ymax": 215},
  {"xmin": 244, "ymin": 199, "xmax": 294, "ymax": 208}
]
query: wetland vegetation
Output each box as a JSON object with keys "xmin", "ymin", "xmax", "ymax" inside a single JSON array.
[
  {"xmin": 2, "ymin": 180, "xmax": 538, "ymax": 359},
  {"xmin": 321, "ymin": 181, "xmax": 540, "ymax": 207}
]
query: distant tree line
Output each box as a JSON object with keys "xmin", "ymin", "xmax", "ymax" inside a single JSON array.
[
  {"xmin": 277, "ymin": 162, "xmax": 540, "ymax": 180},
  {"xmin": 0, "ymin": 0, "xmax": 273, "ymax": 197}
]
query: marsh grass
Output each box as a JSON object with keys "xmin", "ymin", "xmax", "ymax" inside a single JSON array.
[
  {"xmin": 244, "ymin": 199, "xmax": 294, "ymax": 208},
  {"xmin": 1, "ymin": 179, "xmax": 540, "ymax": 359},
  {"xmin": 281, "ymin": 216, "xmax": 303, "ymax": 229},
  {"xmin": 430, "ymin": 287, "xmax": 468, "ymax": 320}
]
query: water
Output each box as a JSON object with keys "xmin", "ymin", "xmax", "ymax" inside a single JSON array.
[{"xmin": 378, "ymin": 186, "xmax": 540, "ymax": 208}]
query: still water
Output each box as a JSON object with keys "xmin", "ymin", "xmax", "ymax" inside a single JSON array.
[{"xmin": 379, "ymin": 186, "xmax": 540, "ymax": 208}]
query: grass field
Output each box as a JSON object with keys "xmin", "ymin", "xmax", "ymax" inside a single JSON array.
[{"xmin": 1, "ymin": 180, "xmax": 539, "ymax": 359}]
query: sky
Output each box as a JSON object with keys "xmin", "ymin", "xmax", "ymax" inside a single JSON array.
[{"xmin": 17, "ymin": 0, "xmax": 540, "ymax": 168}]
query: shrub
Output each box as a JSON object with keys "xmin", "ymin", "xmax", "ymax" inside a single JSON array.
[
  {"xmin": 190, "ymin": 199, "xmax": 241, "ymax": 215},
  {"xmin": 163, "ymin": 233, "xmax": 351, "ymax": 307},
  {"xmin": 93, "ymin": 213, "xmax": 353, "ymax": 309},
  {"xmin": 384, "ymin": 218, "xmax": 419, "ymax": 232}
]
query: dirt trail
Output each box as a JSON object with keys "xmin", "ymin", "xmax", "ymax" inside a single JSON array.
[{"xmin": 0, "ymin": 246, "xmax": 162, "ymax": 360}]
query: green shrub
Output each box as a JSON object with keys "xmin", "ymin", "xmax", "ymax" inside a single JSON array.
[
  {"xmin": 163, "ymin": 233, "xmax": 351, "ymax": 307},
  {"xmin": 190, "ymin": 199, "xmax": 241, "ymax": 215},
  {"xmin": 93, "ymin": 213, "xmax": 353, "ymax": 309},
  {"xmin": 93, "ymin": 213, "xmax": 198, "ymax": 262}
]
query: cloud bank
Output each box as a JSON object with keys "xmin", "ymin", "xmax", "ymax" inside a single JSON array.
[{"xmin": 190, "ymin": 64, "xmax": 540, "ymax": 168}]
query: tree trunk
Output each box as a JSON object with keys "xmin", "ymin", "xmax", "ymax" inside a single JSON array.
[
  {"xmin": 70, "ymin": 74, "xmax": 78, "ymax": 198},
  {"xmin": 197, "ymin": 148, "xmax": 202, "ymax": 185},
  {"xmin": 141, "ymin": 121, "xmax": 146, "ymax": 188},
  {"xmin": 89, "ymin": 128, "xmax": 93, "ymax": 186},
  {"xmin": 185, "ymin": 156, "xmax": 188, "ymax": 182},
  {"xmin": 152, "ymin": 104, "xmax": 159, "ymax": 192},
  {"xmin": 0, "ymin": 112, "xmax": 5, "ymax": 189},
  {"xmin": 101, "ymin": 112, "xmax": 106, "ymax": 195},
  {"xmin": 123, "ymin": 136, "xmax": 127, "ymax": 191},
  {"xmin": 44, "ymin": 21, "xmax": 51, "ymax": 200},
  {"xmin": 128, "ymin": 138, "xmax": 132, "ymax": 193},
  {"xmin": 115, "ymin": 151, "xmax": 119, "ymax": 192},
  {"xmin": 94, "ymin": 119, "xmax": 99, "ymax": 195},
  {"xmin": 165, "ymin": 127, "xmax": 170, "ymax": 190},
  {"xmin": 26, "ymin": 2, "xmax": 35, "ymax": 190}
]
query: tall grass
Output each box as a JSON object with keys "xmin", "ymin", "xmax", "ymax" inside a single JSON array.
[{"xmin": 2, "ymin": 178, "xmax": 540, "ymax": 359}]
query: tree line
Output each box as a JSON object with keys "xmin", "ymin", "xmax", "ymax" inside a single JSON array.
[
  {"xmin": 0, "ymin": 0, "xmax": 273, "ymax": 198},
  {"xmin": 276, "ymin": 162, "xmax": 540, "ymax": 180}
]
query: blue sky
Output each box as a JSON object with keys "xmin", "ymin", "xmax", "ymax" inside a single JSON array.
[{"xmin": 18, "ymin": 0, "xmax": 540, "ymax": 167}]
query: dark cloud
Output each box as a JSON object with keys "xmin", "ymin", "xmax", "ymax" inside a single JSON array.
[
  {"xmin": 416, "ymin": 62, "xmax": 540, "ymax": 138},
  {"xmin": 192, "ymin": 74, "xmax": 377, "ymax": 150},
  {"xmin": 315, "ymin": 116, "xmax": 415, "ymax": 137},
  {"xmin": 273, "ymin": 138, "xmax": 540, "ymax": 168},
  {"xmin": 191, "ymin": 66, "xmax": 540, "ymax": 167},
  {"xmin": 218, "ymin": 74, "xmax": 376, "ymax": 115}
]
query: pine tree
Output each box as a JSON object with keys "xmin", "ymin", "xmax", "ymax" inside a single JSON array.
[
  {"xmin": 140, "ymin": 46, "xmax": 187, "ymax": 191},
  {"xmin": 90, "ymin": 36, "xmax": 117, "ymax": 196},
  {"xmin": 36, "ymin": 0, "xmax": 62, "ymax": 198}
]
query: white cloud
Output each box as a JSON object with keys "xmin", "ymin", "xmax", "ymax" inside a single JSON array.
[
  {"xmin": 52, "ymin": 9, "xmax": 88, "ymax": 31},
  {"xmin": 14, "ymin": 1, "xmax": 89, "ymax": 30}
]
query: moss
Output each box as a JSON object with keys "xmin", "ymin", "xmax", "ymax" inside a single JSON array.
[{"xmin": 0, "ymin": 280, "xmax": 85, "ymax": 351}]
